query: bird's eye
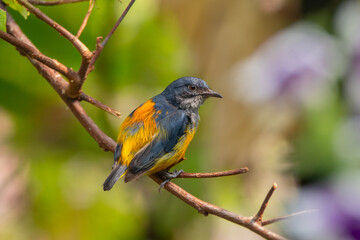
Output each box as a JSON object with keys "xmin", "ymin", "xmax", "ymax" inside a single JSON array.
[{"xmin": 188, "ymin": 85, "xmax": 196, "ymax": 91}]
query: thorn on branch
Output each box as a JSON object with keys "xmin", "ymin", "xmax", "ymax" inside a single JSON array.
[
  {"xmin": 252, "ymin": 183, "xmax": 277, "ymax": 225},
  {"xmin": 196, "ymin": 205, "xmax": 208, "ymax": 216}
]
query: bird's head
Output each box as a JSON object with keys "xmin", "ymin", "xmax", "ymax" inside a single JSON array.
[{"xmin": 161, "ymin": 77, "xmax": 223, "ymax": 110}]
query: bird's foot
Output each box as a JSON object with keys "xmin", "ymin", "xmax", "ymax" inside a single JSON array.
[{"xmin": 158, "ymin": 169, "xmax": 184, "ymax": 192}]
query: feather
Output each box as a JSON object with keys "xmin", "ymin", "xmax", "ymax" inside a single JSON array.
[{"xmin": 103, "ymin": 164, "xmax": 127, "ymax": 191}]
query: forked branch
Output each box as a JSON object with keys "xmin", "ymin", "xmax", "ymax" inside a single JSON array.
[{"xmin": 17, "ymin": 0, "xmax": 91, "ymax": 58}]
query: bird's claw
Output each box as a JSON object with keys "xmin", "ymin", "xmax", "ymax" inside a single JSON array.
[
  {"xmin": 158, "ymin": 169, "xmax": 184, "ymax": 192},
  {"xmin": 158, "ymin": 179, "xmax": 170, "ymax": 192}
]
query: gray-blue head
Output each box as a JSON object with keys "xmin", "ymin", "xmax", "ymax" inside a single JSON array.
[{"xmin": 161, "ymin": 77, "xmax": 222, "ymax": 110}]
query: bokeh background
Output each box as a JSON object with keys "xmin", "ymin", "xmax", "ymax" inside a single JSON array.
[{"xmin": 1, "ymin": 0, "xmax": 360, "ymax": 239}]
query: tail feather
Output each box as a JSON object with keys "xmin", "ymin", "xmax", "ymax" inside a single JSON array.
[{"xmin": 103, "ymin": 165, "xmax": 127, "ymax": 191}]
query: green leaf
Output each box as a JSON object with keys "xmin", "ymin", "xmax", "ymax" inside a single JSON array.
[
  {"xmin": 0, "ymin": 9, "xmax": 6, "ymax": 32},
  {"xmin": 3, "ymin": 0, "xmax": 30, "ymax": 20}
]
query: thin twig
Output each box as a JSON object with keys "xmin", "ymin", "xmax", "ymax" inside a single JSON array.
[
  {"xmin": 252, "ymin": 183, "xmax": 277, "ymax": 224},
  {"xmin": 102, "ymin": 0, "xmax": 135, "ymax": 47},
  {"xmin": 79, "ymin": 92, "xmax": 121, "ymax": 118},
  {"xmin": 87, "ymin": 0, "xmax": 136, "ymax": 75},
  {"xmin": 262, "ymin": 209, "xmax": 318, "ymax": 226},
  {"xmin": 28, "ymin": 0, "xmax": 88, "ymax": 5},
  {"xmin": 0, "ymin": 30, "xmax": 79, "ymax": 81},
  {"xmin": 85, "ymin": 36, "xmax": 102, "ymax": 75},
  {"xmin": 176, "ymin": 167, "xmax": 249, "ymax": 178},
  {"xmin": 75, "ymin": 0, "xmax": 136, "ymax": 97},
  {"xmin": 17, "ymin": 0, "xmax": 92, "ymax": 60},
  {"xmin": 76, "ymin": 0, "xmax": 95, "ymax": 38}
]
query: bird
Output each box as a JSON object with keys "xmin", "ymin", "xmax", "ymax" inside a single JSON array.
[{"xmin": 103, "ymin": 76, "xmax": 222, "ymax": 191}]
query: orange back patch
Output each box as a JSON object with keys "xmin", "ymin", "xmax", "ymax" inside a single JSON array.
[{"xmin": 117, "ymin": 100, "xmax": 159, "ymax": 166}]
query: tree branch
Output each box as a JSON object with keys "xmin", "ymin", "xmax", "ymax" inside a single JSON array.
[
  {"xmin": 4, "ymin": 8, "xmax": 114, "ymax": 151},
  {"xmin": 150, "ymin": 174, "xmax": 287, "ymax": 240},
  {"xmin": 0, "ymin": 30, "xmax": 79, "ymax": 81},
  {"xmin": 17, "ymin": 0, "xmax": 91, "ymax": 59},
  {"xmin": 28, "ymin": 0, "xmax": 88, "ymax": 5},
  {"xmin": 16, "ymin": 0, "xmax": 92, "ymax": 98}
]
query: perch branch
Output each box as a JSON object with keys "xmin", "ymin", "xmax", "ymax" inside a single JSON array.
[
  {"xmin": 174, "ymin": 167, "xmax": 249, "ymax": 178},
  {"xmin": 28, "ymin": 0, "xmax": 88, "ymax": 5},
  {"xmin": 76, "ymin": 0, "xmax": 95, "ymax": 38},
  {"xmin": 150, "ymin": 174, "xmax": 286, "ymax": 240},
  {"xmin": 79, "ymin": 92, "xmax": 121, "ymax": 118}
]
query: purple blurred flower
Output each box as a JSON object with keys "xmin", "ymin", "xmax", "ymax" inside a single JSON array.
[
  {"xmin": 230, "ymin": 22, "xmax": 344, "ymax": 108},
  {"xmin": 286, "ymin": 171, "xmax": 360, "ymax": 240}
]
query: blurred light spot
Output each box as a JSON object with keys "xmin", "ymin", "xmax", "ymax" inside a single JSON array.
[
  {"xmin": 0, "ymin": 108, "xmax": 14, "ymax": 143},
  {"xmin": 60, "ymin": 159, "xmax": 99, "ymax": 210},
  {"xmin": 333, "ymin": 116, "xmax": 360, "ymax": 163},
  {"xmin": 334, "ymin": 0, "xmax": 360, "ymax": 52},
  {"xmin": 230, "ymin": 22, "xmax": 345, "ymax": 109}
]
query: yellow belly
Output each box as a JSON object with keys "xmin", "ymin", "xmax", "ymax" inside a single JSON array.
[{"xmin": 146, "ymin": 128, "xmax": 196, "ymax": 174}]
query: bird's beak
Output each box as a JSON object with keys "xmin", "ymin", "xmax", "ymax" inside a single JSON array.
[{"xmin": 202, "ymin": 89, "xmax": 223, "ymax": 98}]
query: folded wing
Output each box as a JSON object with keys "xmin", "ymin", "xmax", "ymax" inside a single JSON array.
[{"xmin": 124, "ymin": 110, "xmax": 188, "ymax": 182}]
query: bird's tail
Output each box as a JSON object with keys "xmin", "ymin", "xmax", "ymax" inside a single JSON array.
[{"xmin": 103, "ymin": 164, "xmax": 127, "ymax": 191}]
